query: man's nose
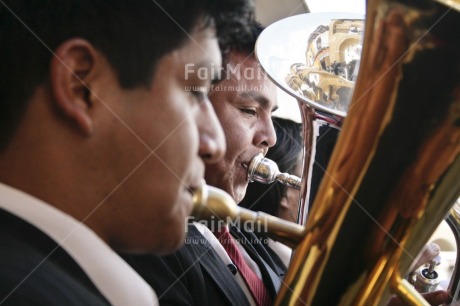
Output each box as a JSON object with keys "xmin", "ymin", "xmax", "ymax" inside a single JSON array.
[
  {"xmin": 254, "ymin": 116, "xmax": 277, "ymax": 152},
  {"xmin": 197, "ymin": 100, "xmax": 226, "ymax": 163}
]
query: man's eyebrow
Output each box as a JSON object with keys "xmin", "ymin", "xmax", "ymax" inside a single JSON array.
[{"xmin": 239, "ymin": 92, "xmax": 278, "ymax": 112}]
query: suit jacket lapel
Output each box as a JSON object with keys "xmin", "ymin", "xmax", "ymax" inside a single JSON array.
[
  {"xmin": 229, "ymin": 225, "xmax": 283, "ymax": 299},
  {"xmin": 187, "ymin": 226, "xmax": 250, "ymax": 306}
]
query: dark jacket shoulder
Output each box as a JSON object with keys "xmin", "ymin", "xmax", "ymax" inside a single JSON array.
[
  {"xmin": 0, "ymin": 209, "xmax": 109, "ymax": 305},
  {"xmin": 123, "ymin": 224, "xmax": 250, "ymax": 306}
]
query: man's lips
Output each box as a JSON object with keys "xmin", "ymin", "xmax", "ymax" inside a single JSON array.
[{"xmin": 240, "ymin": 162, "xmax": 252, "ymax": 183}]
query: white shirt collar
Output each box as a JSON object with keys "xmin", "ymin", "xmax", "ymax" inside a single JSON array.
[{"xmin": 0, "ymin": 182, "xmax": 158, "ymax": 306}]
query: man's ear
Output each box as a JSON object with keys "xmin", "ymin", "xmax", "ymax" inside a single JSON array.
[{"xmin": 50, "ymin": 39, "xmax": 99, "ymax": 135}]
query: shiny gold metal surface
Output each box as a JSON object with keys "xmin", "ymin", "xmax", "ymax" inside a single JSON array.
[
  {"xmin": 274, "ymin": 0, "xmax": 460, "ymax": 305},
  {"xmin": 285, "ymin": 18, "xmax": 363, "ymax": 114},
  {"xmin": 192, "ymin": 183, "xmax": 305, "ymax": 248}
]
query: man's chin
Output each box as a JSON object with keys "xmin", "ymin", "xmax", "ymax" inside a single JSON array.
[
  {"xmin": 155, "ymin": 230, "xmax": 186, "ymax": 255},
  {"xmin": 208, "ymin": 181, "xmax": 248, "ymax": 204}
]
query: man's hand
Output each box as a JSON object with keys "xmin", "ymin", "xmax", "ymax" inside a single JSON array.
[{"xmin": 412, "ymin": 243, "xmax": 441, "ymax": 273}]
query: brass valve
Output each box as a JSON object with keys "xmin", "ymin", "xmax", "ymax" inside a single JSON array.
[{"xmin": 414, "ymin": 255, "xmax": 442, "ymax": 293}]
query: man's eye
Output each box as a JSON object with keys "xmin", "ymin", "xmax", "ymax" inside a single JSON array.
[
  {"xmin": 189, "ymin": 86, "xmax": 208, "ymax": 102},
  {"xmin": 241, "ymin": 108, "xmax": 257, "ymax": 116},
  {"xmin": 192, "ymin": 90, "xmax": 206, "ymax": 101}
]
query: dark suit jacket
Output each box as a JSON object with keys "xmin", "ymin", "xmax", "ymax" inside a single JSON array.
[
  {"xmin": 123, "ymin": 224, "xmax": 286, "ymax": 306},
  {"xmin": 0, "ymin": 209, "xmax": 109, "ymax": 305}
]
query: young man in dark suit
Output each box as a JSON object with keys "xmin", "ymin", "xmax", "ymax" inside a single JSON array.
[{"xmin": 0, "ymin": 0, "xmax": 254, "ymax": 304}]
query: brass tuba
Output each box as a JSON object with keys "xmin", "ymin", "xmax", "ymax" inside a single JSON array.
[{"xmin": 270, "ymin": 1, "xmax": 460, "ymax": 305}]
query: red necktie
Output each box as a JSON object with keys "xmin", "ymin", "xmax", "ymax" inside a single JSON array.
[{"xmin": 214, "ymin": 227, "xmax": 271, "ymax": 306}]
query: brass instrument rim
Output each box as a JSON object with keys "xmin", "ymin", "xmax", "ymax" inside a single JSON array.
[{"xmin": 255, "ymin": 12, "xmax": 365, "ymax": 118}]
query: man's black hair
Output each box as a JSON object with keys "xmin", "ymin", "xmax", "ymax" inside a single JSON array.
[
  {"xmin": 218, "ymin": 20, "xmax": 264, "ymax": 64},
  {"xmin": 0, "ymin": 0, "xmax": 254, "ymax": 150}
]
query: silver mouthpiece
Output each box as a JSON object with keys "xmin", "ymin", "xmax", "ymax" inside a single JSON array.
[{"xmin": 247, "ymin": 153, "xmax": 301, "ymax": 190}]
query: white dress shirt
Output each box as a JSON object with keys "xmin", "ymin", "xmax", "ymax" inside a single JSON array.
[{"xmin": 0, "ymin": 183, "xmax": 158, "ymax": 306}]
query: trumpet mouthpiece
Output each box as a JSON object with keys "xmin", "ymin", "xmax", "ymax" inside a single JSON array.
[{"xmin": 247, "ymin": 153, "xmax": 301, "ymax": 190}]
